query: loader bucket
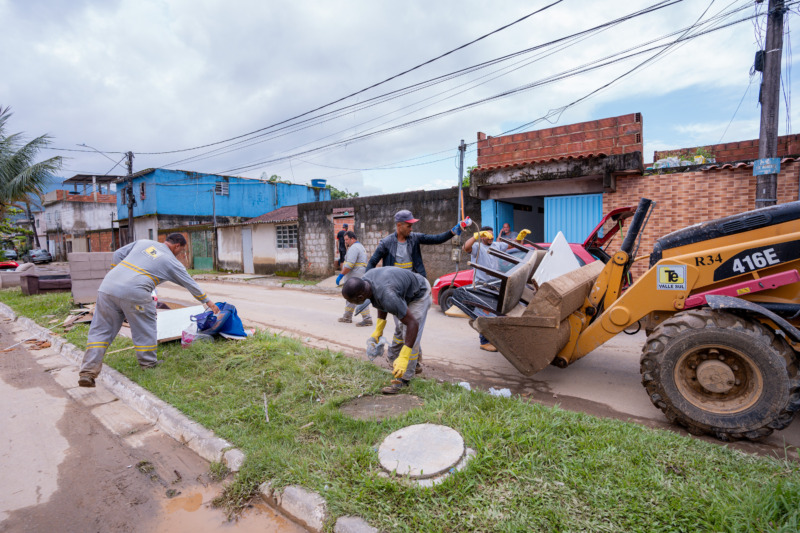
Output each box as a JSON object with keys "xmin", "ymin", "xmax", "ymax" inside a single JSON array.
[{"xmin": 472, "ymin": 261, "xmax": 604, "ymax": 376}]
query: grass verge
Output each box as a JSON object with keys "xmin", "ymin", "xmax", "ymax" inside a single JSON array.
[{"xmin": 2, "ymin": 288, "xmax": 799, "ymax": 532}]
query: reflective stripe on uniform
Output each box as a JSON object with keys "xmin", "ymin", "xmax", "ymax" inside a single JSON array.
[
  {"xmin": 120, "ymin": 260, "xmax": 160, "ymax": 284},
  {"xmin": 134, "ymin": 344, "xmax": 157, "ymax": 351},
  {"xmin": 395, "ymin": 261, "xmax": 413, "ymax": 269}
]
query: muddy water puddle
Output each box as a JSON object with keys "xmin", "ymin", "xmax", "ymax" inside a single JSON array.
[{"xmin": 155, "ymin": 485, "xmax": 306, "ymax": 533}]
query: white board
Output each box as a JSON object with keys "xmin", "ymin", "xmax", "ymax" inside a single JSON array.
[
  {"xmin": 156, "ymin": 305, "xmax": 206, "ymax": 342},
  {"xmin": 532, "ymin": 231, "xmax": 581, "ymax": 286}
]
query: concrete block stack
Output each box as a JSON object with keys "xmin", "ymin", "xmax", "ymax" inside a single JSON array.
[{"xmin": 69, "ymin": 252, "xmax": 114, "ymax": 304}]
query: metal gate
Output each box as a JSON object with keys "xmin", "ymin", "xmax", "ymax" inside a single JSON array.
[
  {"xmin": 190, "ymin": 230, "xmax": 214, "ymax": 270},
  {"xmin": 544, "ymin": 194, "xmax": 603, "ymax": 243}
]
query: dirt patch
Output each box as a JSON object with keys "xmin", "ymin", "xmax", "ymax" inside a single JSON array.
[{"xmin": 340, "ymin": 394, "xmax": 424, "ymax": 421}]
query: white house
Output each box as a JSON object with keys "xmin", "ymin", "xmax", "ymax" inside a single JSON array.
[{"xmin": 216, "ymin": 205, "xmax": 299, "ymax": 275}]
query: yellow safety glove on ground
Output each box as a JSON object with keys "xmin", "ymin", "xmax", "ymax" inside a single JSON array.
[
  {"xmin": 516, "ymin": 229, "xmax": 531, "ymax": 242},
  {"xmin": 393, "ymin": 345, "xmax": 414, "ymax": 378},
  {"xmin": 371, "ymin": 318, "xmax": 387, "ymax": 343}
]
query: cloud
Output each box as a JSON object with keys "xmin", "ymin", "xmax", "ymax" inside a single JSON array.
[{"xmin": 2, "ymin": 0, "xmax": 798, "ymax": 197}]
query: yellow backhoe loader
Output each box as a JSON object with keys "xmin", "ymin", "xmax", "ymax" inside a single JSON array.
[{"xmin": 467, "ymin": 198, "xmax": 800, "ymax": 441}]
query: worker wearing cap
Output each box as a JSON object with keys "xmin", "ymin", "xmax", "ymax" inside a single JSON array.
[
  {"xmin": 77, "ymin": 233, "xmax": 220, "ymax": 388},
  {"xmin": 366, "ymin": 209, "xmax": 468, "ymax": 372}
]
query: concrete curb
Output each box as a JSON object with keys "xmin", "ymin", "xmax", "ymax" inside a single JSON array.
[
  {"xmin": 259, "ymin": 483, "xmax": 379, "ymax": 533},
  {"xmin": 0, "ymin": 302, "xmax": 242, "ymax": 471},
  {"xmin": 2, "ymin": 301, "xmax": 379, "ymax": 532}
]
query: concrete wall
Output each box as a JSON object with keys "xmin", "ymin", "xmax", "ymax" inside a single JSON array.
[
  {"xmin": 216, "ymin": 226, "xmax": 243, "ymax": 272},
  {"xmin": 215, "ymin": 223, "xmax": 299, "ymax": 274},
  {"xmin": 298, "ymin": 188, "xmax": 482, "ymax": 281},
  {"xmin": 44, "ymin": 199, "xmax": 116, "ymax": 234},
  {"xmin": 604, "ymin": 159, "xmax": 800, "ymax": 278},
  {"xmin": 253, "ymin": 224, "xmax": 298, "ymax": 275}
]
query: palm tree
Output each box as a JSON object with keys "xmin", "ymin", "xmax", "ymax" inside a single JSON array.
[{"xmin": 0, "ymin": 106, "xmax": 63, "ymax": 247}]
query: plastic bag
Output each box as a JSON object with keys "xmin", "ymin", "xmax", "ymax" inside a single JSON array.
[
  {"xmin": 366, "ymin": 336, "xmax": 387, "ymax": 361},
  {"xmin": 181, "ymin": 322, "xmax": 213, "ymax": 348}
]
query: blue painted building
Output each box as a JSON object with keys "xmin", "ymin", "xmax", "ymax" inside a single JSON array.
[{"xmin": 116, "ymin": 168, "xmax": 330, "ymax": 268}]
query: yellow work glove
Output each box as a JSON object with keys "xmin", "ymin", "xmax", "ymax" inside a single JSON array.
[
  {"xmin": 393, "ymin": 345, "xmax": 414, "ymax": 378},
  {"xmin": 516, "ymin": 229, "xmax": 531, "ymax": 242},
  {"xmin": 473, "ymin": 231, "xmax": 493, "ymax": 240},
  {"xmin": 371, "ymin": 318, "xmax": 387, "ymax": 343}
]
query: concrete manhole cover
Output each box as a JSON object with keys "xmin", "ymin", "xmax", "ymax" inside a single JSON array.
[
  {"xmin": 378, "ymin": 423, "xmax": 465, "ymax": 479},
  {"xmin": 339, "ymin": 395, "xmax": 423, "ymax": 421}
]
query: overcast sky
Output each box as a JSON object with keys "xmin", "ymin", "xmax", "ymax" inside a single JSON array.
[{"xmin": 2, "ymin": 0, "xmax": 798, "ymax": 197}]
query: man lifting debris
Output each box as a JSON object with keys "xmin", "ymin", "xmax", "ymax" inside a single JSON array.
[
  {"xmin": 342, "ymin": 266, "xmax": 431, "ymax": 394},
  {"xmin": 77, "ymin": 233, "xmax": 220, "ymax": 387}
]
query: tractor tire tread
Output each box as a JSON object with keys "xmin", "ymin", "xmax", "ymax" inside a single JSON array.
[{"xmin": 640, "ymin": 308, "xmax": 799, "ymax": 441}]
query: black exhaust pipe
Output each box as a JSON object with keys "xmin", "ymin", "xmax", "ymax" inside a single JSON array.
[{"xmin": 620, "ymin": 198, "xmax": 653, "ymax": 256}]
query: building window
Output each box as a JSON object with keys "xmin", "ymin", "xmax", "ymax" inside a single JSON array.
[
  {"xmin": 140, "ymin": 182, "xmax": 146, "ymax": 200},
  {"xmin": 148, "ymin": 229, "xmax": 154, "ymax": 240},
  {"xmin": 215, "ymin": 181, "xmax": 229, "ymax": 196},
  {"xmin": 276, "ymin": 224, "xmax": 298, "ymax": 249}
]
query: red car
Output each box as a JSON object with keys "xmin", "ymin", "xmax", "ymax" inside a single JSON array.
[
  {"xmin": 432, "ymin": 206, "xmax": 636, "ymax": 312},
  {"xmin": 0, "ymin": 260, "xmax": 19, "ymax": 270}
]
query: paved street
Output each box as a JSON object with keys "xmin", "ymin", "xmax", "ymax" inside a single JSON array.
[
  {"xmin": 159, "ymin": 279, "xmax": 800, "ymax": 457},
  {"xmin": 0, "ymin": 315, "xmax": 304, "ymax": 533}
]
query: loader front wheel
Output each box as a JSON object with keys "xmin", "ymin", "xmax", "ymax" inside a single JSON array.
[{"xmin": 640, "ymin": 309, "xmax": 800, "ymax": 441}]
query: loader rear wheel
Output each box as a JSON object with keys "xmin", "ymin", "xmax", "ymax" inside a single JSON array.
[{"xmin": 640, "ymin": 309, "xmax": 800, "ymax": 441}]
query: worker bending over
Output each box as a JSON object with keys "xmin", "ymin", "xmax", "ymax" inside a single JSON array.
[
  {"xmin": 342, "ymin": 266, "xmax": 431, "ymax": 394},
  {"xmin": 78, "ymin": 233, "xmax": 220, "ymax": 387}
]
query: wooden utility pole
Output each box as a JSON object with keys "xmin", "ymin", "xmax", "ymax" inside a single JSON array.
[{"xmin": 756, "ymin": 0, "xmax": 785, "ymax": 207}]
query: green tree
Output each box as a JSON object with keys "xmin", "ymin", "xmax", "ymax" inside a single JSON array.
[
  {"xmin": 326, "ymin": 184, "xmax": 359, "ymax": 199},
  {"xmin": 0, "ymin": 106, "xmax": 62, "ymax": 218}
]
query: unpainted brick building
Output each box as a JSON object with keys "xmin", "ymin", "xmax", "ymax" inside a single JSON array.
[{"xmin": 471, "ymin": 112, "xmax": 800, "ymax": 278}]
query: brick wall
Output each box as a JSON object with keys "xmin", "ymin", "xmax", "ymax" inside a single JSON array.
[
  {"xmin": 47, "ymin": 190, "xmax": 116, "ymax": 203},
  {"xmin": 298, "ymin": 188, "xmax": 482, "ymax": 281},
  {"xmin": 653, "ymin": 133, "xmax": 800, "ymax": 163},
  {"xmin": 88, "ymin": 230, "xmax": 116, "ymax": 252},
  {"xmin": 604, "ymin": 160, "xmax": 800, "ymax": 278},
  {"xmin": 476, "ymin": 113, "xmax": 643, "ymax": 169}
]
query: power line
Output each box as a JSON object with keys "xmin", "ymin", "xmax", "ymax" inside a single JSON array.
[
  {"xmin": 220, "ymin": 5, "xmax": 764, "ymax": 175},
  {"xmin": 46, "ymin": 1, "xmax": 565, "ymax": 158},
  {"xmin": 159, "ymin": 0, "xmax": 685, "ymax": 170}
]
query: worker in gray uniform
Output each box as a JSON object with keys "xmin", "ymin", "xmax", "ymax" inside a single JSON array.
[
  {"xmin": 342, "ymin": 266, "xmax": 431, "ymax": 394},
  {"xmin": 336, "ymin": 231, "xmax": 372, "ymax": 326},
  {"xmin": 78, "ymin": 233, "xmax": 220, "ymax": 387}
]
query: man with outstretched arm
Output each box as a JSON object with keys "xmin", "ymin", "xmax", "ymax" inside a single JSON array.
[
  {"xmin": 365, "ymin": 209, "xmax": 468, "ymax": 372},
  {"xmin": 342, "ymin": 266, "xmax": 431, "ymax": 394},
  {"xmin": 78, "ymin": 233, "xmax": 220, "ymax": 387}
]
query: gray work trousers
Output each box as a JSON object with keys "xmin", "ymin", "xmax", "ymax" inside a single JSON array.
[
  {"xmin": 387, "ymin": 280, "xmax": 431, "ymax": 381},
  {"xmin": 79, "ymin": 291, "xmax": 158, "ymax": 378}
]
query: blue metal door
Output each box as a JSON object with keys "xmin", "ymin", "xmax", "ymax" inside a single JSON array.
[
  {"xmin": 544, "ymin": 194, "xmax": 603, "ymax": 243},
  {"xmin": 480, "ymin": 199, "xmax": 514, "ymax": 235}
]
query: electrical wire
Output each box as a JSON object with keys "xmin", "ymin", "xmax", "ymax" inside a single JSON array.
[
  {"xmin": 159, "ymin": 0, "xmax": 684, "ymax": 170},
  {"xmin": 46, "ymin": 1, "xmax": 565, "ymax": 158},
  {"xmin": 219, "ymin": 6, "xmax": 763, "ymax": 175}
]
